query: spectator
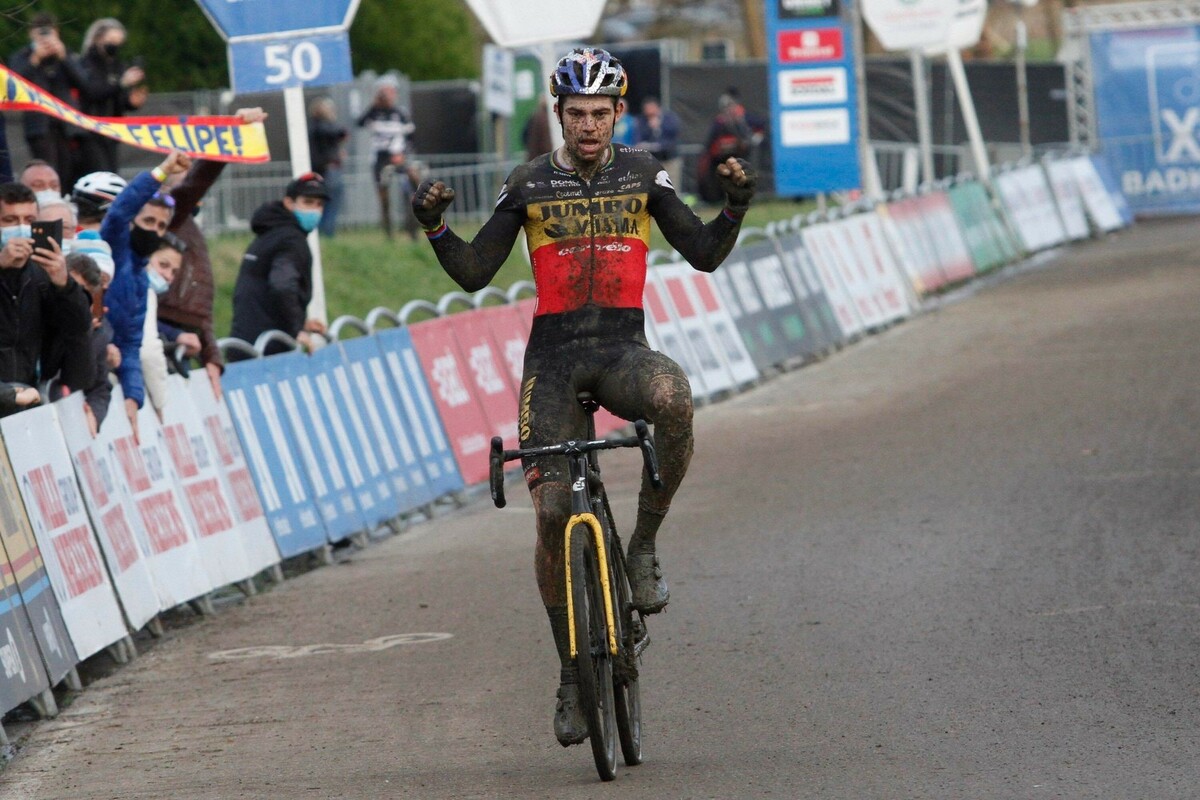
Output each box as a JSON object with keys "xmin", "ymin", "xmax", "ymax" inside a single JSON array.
[
  {"xmin": 357, "ymin": 75, "xmax": 419, "ymax": 240},
  {"xmin": 229, "ymin": 173, "xmax": 329, "ymax": 358},
  {"xmin": 0, "ymin": 121, "xmax": 11, "ymax": 184},
  {"xmin": 72, "ymin": 170, "xmax": 125, "ymax": 235},
  {"xmin": 101, "ymin": 150, "xmax": 191, "ymax": 442},
  {"xmin": 76, "ymin": 18, "xmax": 146, "ymax": 175},
  {"xmin": 161, "ymin": 107, "xmax": 267, "ymax": 399},
  {"xmin": 308, "ymin": 97, "xmax": 347, "ymax": 238},
  {"xmin": 20, "ymin": 159, "xmax": 63, "ymax": 208},
  {"xmin": 7, "ymin": 13, "xmax": 87, "ymax": 188},
  {"xmin": 64, "ymin": 252, "xmax": 114, "ymax": 434},
  {"xmin": 141, "ymin": 233, "xmax": 186, "ymax": 415},
  {"xmin": 0, "ymin": 182, "xmax": 91, "ymax": 415},
  {"xmin": 37, "ymin": 198, "xmax": 97, "ymax": 401},
  {"xmin": 635, "ymin": 96, "xmax": 683, "ymax": 193},
  {"xmin": 522, "ymin": 96, "xmax": 553, "ymax": 161},
  {"xmin": 699, "ymin": 92, "xmax": 755, "ymax": 203}
]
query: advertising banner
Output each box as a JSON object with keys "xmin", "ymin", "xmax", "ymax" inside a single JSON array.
[
  {"xmin": 648, "ymin": 264, "xmax": 734, "ymax": 396},
  {"xmin": 267, "ymin": 352, "xmax": 368, "ymax": 542},
  {"xmin": 1089, "ymin": 26, "xmax": 1200, "ymax": 214},
  {"xmin": 708, "ymin": 248, "xmax": 782, "ymax": 372},
  {"xmin": 1, "ymin": 405, "xmax": 126, "ymax": 661},
  {"xmin": 309, "ymin": 345, "xmax": 402, "ymax": 527},
  {"xmin": 406, "ymin": 316, "xmax": 495, "ymax": 486},
  {"xmin": 0, "ymin": 438, "xmax": 75, "ymax": 683},
  {"xmin": 817, "ymin": 220, "xmax": 889, "ymax": 328},
  {"xmin": 338, "ymin": 336, "xmax": 435, "ymax": 515},
  {"xmin": 1079, "ymin": 155, "xmax": 1132, "ymax": 230},
  {"xmin": 766, "ymin": 0, "xmax": 863, "ymax": 194},
  {"xmin": 675, "ymin": 267, "xmax": 761, "ymax": 388},
  {"xmin": 745, "ymin": 241, "xmax": 825, "ymax": 360},
  {"xmin": 946, "ymin": 181, "xmax": 1021, "ymax": 272},
  {"xmin": 374, "ymin": 327, "xmax": 464, "ymax": 501},
  {"xmin": 643, "ymin": 275, "xmax": 713, "ymax": 399},
  {"xmin": 185, "ymin": 378, "xmax": 280, "ymax": 575},
  {"xmin": 913, "ymin": 192, "xmax": 976, "ymax": 284},
  {"xmin": 444, "ymin": 310, "xmax": 520, "ymax": 446},
  {"xmin": 840, "ymin": 213, "xmax": 914, "ymax": 323},
  {"xmin": 0, "ymin": 539, "xmax": 49, "ymax": 716},
  {"xmin": 994, "ymin": 166, "xmax": 1068, "ymax": 253},
  {"xmin": 878, "ymin": 197, "xmax": 948, "ymax": 294},
  {"xmin": 1042, "ymin": 161, "xmax": 1092, "ymax": 242},
  {"xmin": 223, "ymin": 359, "xmax": 329, "ymax": 558},
  {"xmin": 775, "ymin": 233, "xmax": 847, "ymax": 346},
  {"xmin": 799, "ymin": 223, "xmax": 866, "ymax": 337},
  {"xmin": 57, "ymin": 394, "xmax": 161, "ymax": 632}
]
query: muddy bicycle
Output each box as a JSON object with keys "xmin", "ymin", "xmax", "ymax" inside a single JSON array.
[{"xmin": 490, "ymin": 392, "xmax": 662, "ymax": 781}]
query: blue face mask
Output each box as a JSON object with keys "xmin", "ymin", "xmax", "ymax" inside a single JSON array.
[
  {"xmin": 293, "ymin": 209, "xmax": 322, "ymax": 233},
  {"xmin": 148, "ymin": 269, "xmax": 170, "ymax": 295},
  {"xmin": 0, "ymin": 224, "xmax": 32, "ymax": 246}
]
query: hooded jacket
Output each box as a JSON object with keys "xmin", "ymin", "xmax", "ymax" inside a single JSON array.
[{"xmin": 229, "ymin": 200, "xmax": 312, "ymax": 351}]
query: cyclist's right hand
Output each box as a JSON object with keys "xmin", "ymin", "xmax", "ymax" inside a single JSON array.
[{"xmin": 412, "ymin": 180, "xmax": 456, "ymax": 229}]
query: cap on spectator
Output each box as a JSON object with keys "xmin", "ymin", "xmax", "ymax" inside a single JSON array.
[
  {"xmin": 73, "ymin": 171, "xmax": 128, "ymax": 211},
  {"xmin": 71, "ymin": 232, "xmax": 115, "ymax": 280},
  {"xmin": 285, "ymin": 172, "xmax": 330, "ymax": 201}
]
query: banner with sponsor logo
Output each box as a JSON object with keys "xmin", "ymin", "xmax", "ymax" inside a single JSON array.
[
  {"xmin": 57, "ymin": 394, "xmax": 161, "ymax": 632},
  {"xmin": 994, "ymin": 166, "xmax": 1069, "ymax": 253},
  {"xmin": 646, "ymin": 263, "xmax": 730, "ymax": 396},
  {"xmin": 185, "ymin": 378, "xmax": 280, "ymax": 574},
  {"xmin": 223, "ymin": 359, "xmax": 329, "ymax": 558},
  {"xmin": 1089, "ymin": 26, "xmax": 1200, "ymax": 214},
  {"xmin": 0, "ymin": 537, "xmax": 49, "ymax": 716},
  {"xmin": 774, "ymin": 232, "xmax": 847, "ymax": 347},
  {"xmin": 767, "ymin": 0, "xmax": 863, "ymax": 193},
  {"xmin": 0, "ymin": 65, "xmax": 269, "ymax": 163},
  {"xmin": 643, "ymin": 271, "xmax": 714, "ymax": 399},
  {"xmin": 373, "ymin": 327, "xmax": 464, "ymax": 502},
  {"xmin": 946, "ymin": 181, "xmax": 1022, "ymax": 272},
  {"xmin": 1041, "ymin": 161, "xmax": 1092, "ymax": 242},
  {"xmin": 1, "ymin": 405, "xmax": 126, "ymax": 661}
]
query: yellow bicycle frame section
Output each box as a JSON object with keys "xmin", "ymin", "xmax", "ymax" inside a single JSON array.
[{"xmin": 564, "ymin": 513, "xmax": 619, "ymax": 659}]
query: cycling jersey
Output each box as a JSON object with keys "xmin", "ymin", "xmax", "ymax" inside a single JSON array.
[{"xmin": 428, "ymin": 143, "xmax": 744, "ymax": 332}]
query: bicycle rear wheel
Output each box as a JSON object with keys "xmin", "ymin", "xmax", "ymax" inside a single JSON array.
[
  {"xmin": 569, "ymin": 522, "xmax": 618, "ymax": 781},
  {"xmin": 609, "ymin": 542, "xmax": 644, "ymax": 766}
]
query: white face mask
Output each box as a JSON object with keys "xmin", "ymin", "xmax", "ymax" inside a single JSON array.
[
  {"xmin": 0, "ymin": 225, "xmax": 32, "ymax": 246},
  {"xmin": 35, "ymin": 189, "xmax": 63, "ymax": 208}
]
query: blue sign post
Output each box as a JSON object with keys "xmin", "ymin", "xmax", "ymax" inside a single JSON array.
[{"xmin": 765, "ymin": 0, "xmax": 863, "ymax": 195}]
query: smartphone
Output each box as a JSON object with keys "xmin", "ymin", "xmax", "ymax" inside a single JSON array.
[
  {"xmin": 90, "ymin": 287, "xmax": 105, "ymax": 323},
  {"xmin": 30, "ymin": 219, "xmax": 62, "ymax": 254}
]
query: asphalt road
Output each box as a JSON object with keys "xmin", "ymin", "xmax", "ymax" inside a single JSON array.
[{"xmin": 4, "ymin": 217, "xmax": 1200, "ymax": 799}]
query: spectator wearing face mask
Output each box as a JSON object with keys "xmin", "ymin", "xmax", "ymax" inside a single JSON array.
[
  {"xmin": 101, "ymin": 150, "xmax": 191, "ymax": 441},
  {"xmin": 37, "ymin": 198, "xmax": 96, "ymax": 401},
  {"xmin": 229, "ymin": 173, "xmax": 329, "ymax": 359},
  {"xmin": 76, "ymin": 17, "xmax": 146, "ymax": 175},
  {"xmin": 0, "ymin": 182, "xmax": 91, "ymax": 415},
  {"xmin": 7, "ymin": 13, "xmax": 88, "ymax": 188},
  {"xmin": 141, "ymin": 233, "xmax": 186, "ymax": 415},
  {"xmin": 19, "ymin": 159, "xmax": 65, "ymax": 210}
]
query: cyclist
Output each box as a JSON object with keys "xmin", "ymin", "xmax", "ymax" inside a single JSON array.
[{"xmin": 412, "ymin": 47, "xmax": 755, "ymax": 747}]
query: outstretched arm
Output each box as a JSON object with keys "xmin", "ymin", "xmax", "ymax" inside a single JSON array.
[
  {"xmin": 653, "ymin": 157, "xmax": 756, "ymax": 273},
  {"xmin": 412, "ymin": 181, "xmax": 525, "ymax": 292}
]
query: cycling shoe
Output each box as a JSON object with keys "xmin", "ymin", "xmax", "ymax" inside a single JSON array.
[
  {"xmin": 627, "ymin": 552, "xmax": 669, "ymax": 614},
  {"xmin": 554, "ymin": 682, "xmax": 588, "ymax": 746}
]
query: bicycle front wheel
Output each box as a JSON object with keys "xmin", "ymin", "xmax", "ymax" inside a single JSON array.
[
  {"xmin": 570, "ymin": 522, "xmax": 618, "ymax": 781},
  {"xmin": 610, "ymin": 542, "xmax": 644, "ymax": 766}
]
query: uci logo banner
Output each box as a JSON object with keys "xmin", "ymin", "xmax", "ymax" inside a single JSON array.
[{"xmin": 0, "ymin": 65, "xmax": 270, "ymax": 163}]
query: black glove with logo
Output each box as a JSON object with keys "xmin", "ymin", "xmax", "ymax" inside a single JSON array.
[
  {"xmin": 411, "ymin": 180, "xmax": 456, "ymax": 230},
  {"xmin": 717, "ymin": 157, "xmax": 757, "ymax": 214}
]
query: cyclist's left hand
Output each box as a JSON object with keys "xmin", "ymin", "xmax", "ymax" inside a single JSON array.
[{"xmin": 716, "ymin": 157, "xmax": 756, "ymax": 214}]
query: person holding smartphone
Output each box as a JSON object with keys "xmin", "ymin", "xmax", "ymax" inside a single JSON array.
[
  {"xmin": 0, "ymin": 182, "xmax": 91, "ymax": 413},
  {"xmin": 7, "ymin": 13, "xmax": 89, "ymax": 188}
]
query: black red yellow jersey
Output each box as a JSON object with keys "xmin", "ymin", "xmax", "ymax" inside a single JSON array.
[{"xmin": 496, "ymin": 145, "xmax": 679, "ymax": 316}]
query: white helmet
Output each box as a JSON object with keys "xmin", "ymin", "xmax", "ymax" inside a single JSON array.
[{"xmin": 72, "ymin": 171, "xmax": 128, "ymax": 211}]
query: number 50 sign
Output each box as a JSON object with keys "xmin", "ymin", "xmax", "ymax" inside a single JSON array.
[{"xmin": 229, "ymin": 31, "xmax": 353, "ymax": 93}]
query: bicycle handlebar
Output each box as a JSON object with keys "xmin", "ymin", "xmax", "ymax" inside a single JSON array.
[{"xmin": 489, "ymin": 421, "xmax": 663, "ymax": 509}]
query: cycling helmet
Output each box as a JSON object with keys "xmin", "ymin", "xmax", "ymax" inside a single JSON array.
[
  {"xmin": 72, "ymin": 171, "xmax": 128, "ymax": 211},
  {"xmin": 549, "ymin": 47, "xmax": 628, "ymax": 98}
]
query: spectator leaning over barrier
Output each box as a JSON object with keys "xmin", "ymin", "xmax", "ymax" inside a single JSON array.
[
  {"xmin": 63, "ymin": 252, "xmax": 114, "ymax": 434},
  {"xmin": 76, "ymin": 17, "xmax": 146, "ymax": 175},
  {"xmin": 7, "ymin": 13, "xmax": 88, "ymax": 189},
  {"xmin": 101, "ymin": 150, "xmax": 191, "ymax": 441},
  {"xmin": 20, "ymin": 159, "xmax": 64, "ymax": 209},
  {"xmin": 141, "ymin": 232, "xmax": 186, "ymax": 415},
  {"xmin": 159, "ymin": 108, "xmax": 266, "ymax": 398},
  {"xmin": 229, "ymin": 173, "xmax": 329, "ymax": 360},
  {"xmin": 0, "ymin": 182, "xmax": 91, "ymax": 416}
]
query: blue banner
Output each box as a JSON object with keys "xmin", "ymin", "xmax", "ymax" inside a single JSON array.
[
  {"xmin": 766, "ymin": 0, "xmax": 862, "ymax": 194},
  {"xmin": 374, "ymin": 328, "xmax": 464, "ymax": 503},
  {"xmin": 1091, "ymin": 26, "xmax": 1200, "ymax": 214},
  {"xmin": 222, "ymin": 359, "xmax": 329, "ymax": 558}
]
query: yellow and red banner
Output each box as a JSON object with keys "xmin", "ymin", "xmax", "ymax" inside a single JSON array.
[{"xmin": 1, "ymin": 65, "xmax": 270, "ymax": 163}]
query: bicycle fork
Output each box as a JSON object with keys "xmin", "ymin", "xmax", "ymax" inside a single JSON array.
[{"xmin": 564, "ymin": 459, "xmax": 619, "ymax": 661}]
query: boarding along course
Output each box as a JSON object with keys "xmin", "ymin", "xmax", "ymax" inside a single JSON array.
[{"xmin": 0, "ymin": 148, "xmax": 1130, "ymax": 747}]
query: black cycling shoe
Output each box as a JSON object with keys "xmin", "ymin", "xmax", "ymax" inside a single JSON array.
[
  {"xmin": 554, "ymin": 682, "xmax": 588, "ymax": 746},
  {"xmin": 627, "ymin": 552, "xmax": 669, "ymax": 613}
]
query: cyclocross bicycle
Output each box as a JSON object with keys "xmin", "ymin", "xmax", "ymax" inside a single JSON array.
[{"xmin": 490, "ymin": 392, "xmax": 662, "ymax": 781}]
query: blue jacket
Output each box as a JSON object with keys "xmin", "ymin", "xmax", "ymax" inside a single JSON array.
[{"xmin": 102, "ymin": 170, "xmax": 161, "ymax": 407}]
